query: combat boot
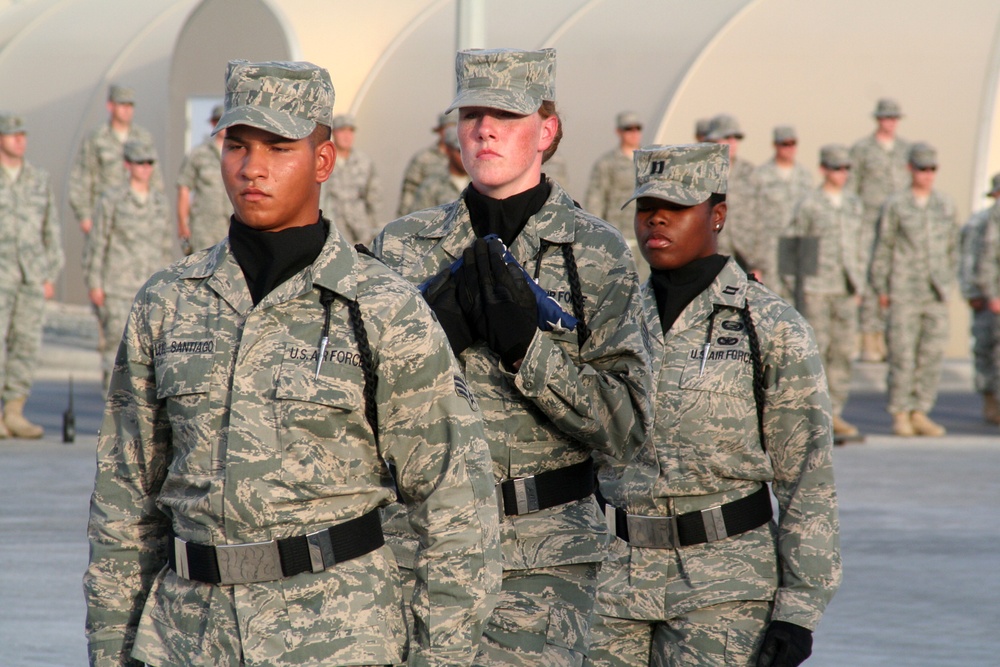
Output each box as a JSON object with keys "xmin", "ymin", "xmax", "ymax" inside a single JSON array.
[
  {"xmin": 892, "ymin": 412, "xmax": 915, "ymax": 437},
  {"xmin": 859, "ymin": 332, "xmax": 884, "ymax": 362},
  {"xmin": 833, "ymin": 415, "xmax": 860, "ymax": 438},
  {"xmin": 3, "ymin": 397, "xmax": 44, "ymax": 439},
  {"xmin": 910, "ymin": 411, "xmax": 946, "ymax": 437},
  {"xmin": 983, "ymin": 392, "xmax": 1000, "ymax": 425}
]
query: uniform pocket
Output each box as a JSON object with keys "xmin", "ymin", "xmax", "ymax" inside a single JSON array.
[{"xmin": 154, "ymin": 348, "xmax": 214, "ymax": 473}]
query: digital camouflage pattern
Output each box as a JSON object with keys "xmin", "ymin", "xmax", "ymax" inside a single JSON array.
[
  {"xmin": 214, "ymin": 60, "xmax": 334, "ymax": 141},
  {"xmin": 591, "ymin": 258, "xmax": 841, "ymax": 661},
  {"xmin": 870, "ymin": 188, "xmax": 958, "ymax": 414},
  {"xmin": 974, "ymin": 205, "xmax": 1000, "ymax": 395},
  {"xmin": 411, "ymin": 171, "xmax": 468, "ymax": 212},
  {"xmin": 176, "ymin": 138, "xmax": 230, "ymax": 252},
  {"xmin": 321, "ymin": 148, "xmax": 383, "ymax": 245},
  {"xmin": 623, "ymin": 143, "xmax": 728, "ymax": 208},
  {"xmin": 584, "ymin": 147, "xmax": 638, "ymax": 236},
  {"xmin": 716, "ymin": 157, "xmax": 757, "ymax": 269},
  {"xmin": 398, "ymin": 143, "xmax": 449, "ymax": 216},
  {"xmin": 84, "ymin": 227, "xmax": 501, "ymax": 667},
  {"xmin": 373, "ymin": 178, "xmax": 653, "ymax": 662},
  {"xmin": 788, "ymin": 188, "xmax": 864, "ymax": 416},
  {"xmin": 446, "ymin": 48, "xmax": 556, "ymax": 115},
  {"xmin": 0, "ymin": 159, "xmax": 63, "ymax": 401},
  {"xmin": 960, "ymin": 205, "xmax": 996, "ymax": 393},
  {"xmin": 68, "ymin": 122, "xmax": 163, "ymax": 224},
  {"xmin": 750, "ymin": 159, "xmax": 813, "ymax": 293}
]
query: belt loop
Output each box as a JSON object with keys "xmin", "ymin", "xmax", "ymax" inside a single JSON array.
[
  {"xmin": 173, "ymin": 537, "xmax": 190, "ymax": 580},
  {"xmin": 306, "ymin": 528, "xmax": 336, "ymax": 573},
  {"xmin": 513, "ymin": 476, "xmax": 540, "ymax": 515}
]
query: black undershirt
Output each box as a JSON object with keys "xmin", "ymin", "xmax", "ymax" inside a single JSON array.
[
  {"xmin": 229, "ymin": 215, "xmax": 328, "ymax": 305},
  {"xmin": 650, "ymin": 254, "xmax": 728, "ymax": 332},
  {"xmin": 464, "ymin": 176, "xmax": 551, "ymax": 246}
]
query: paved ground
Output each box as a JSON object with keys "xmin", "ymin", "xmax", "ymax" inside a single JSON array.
[{"xmin": 1, "ymin": 304, "xmax": 997, "ymax": 665}]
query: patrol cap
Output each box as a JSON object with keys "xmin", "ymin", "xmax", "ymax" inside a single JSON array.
[
  {"xmin": 434, "ymin": 110, "xmax": 457, "ymax": 131},
  {"xmin": 108, "ymin": 84, "xmax": 136, "ymax": 104},
  {"xmin": 908, "ymin": 142, "xmax": 937, "ymax": 168},
  {"xmin": 874, "ymin": 98, "xmax": 902, "ymax": 118},
  {"xmin": 694, "ymin": 118, "xmax": 711, "ymax": 138},
  {"xmin": 705, "ymin": 113, "xmax": 744, "ymax": 141},
  {"xmin": 442, "ymin": 124, "xmax": 460, "ymax": 151},
  {"xmin": 213, "ymin": 60, "xmax": 335, "ymax": 140},
  {"xmin": 0, "ymin": 113, "xmax": 25, "ymax": 135},
  {"xmin": 210, "ymin": 103, "xmax": 225, "ymax": 121},
  {"xmin": 332, "ymin": 114, "xmax": 355, "ymax": 130},
  {"xmin": 986, "ymin": 173, "xmax": 1000, "ymax": 197},
  {"xmin": 445, "ymin": 48, "xmax": 556, "ymax": 115},
  {"xmin": 124, "ymin": 138, "xmax": 157, "ymax": 163},
  {"xmin": 622, "ymin": 143, "xmax": 729, "ymax": 209},
  {"xmin": 616, "ymin": 111, "xmax": 642, "ymax": 130},
  {"xmin": 773, "ymin": 125, "xmax": 797, "ymax": 143},
  {"xmin": 819, "ymin": 144, "xmax": 851, "ymax": 169}
]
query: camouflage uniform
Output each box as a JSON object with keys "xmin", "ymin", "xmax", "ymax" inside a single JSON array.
[
  {"xmin": 85, "ymin": 182, "xmax": 172, "ymax": 382},
  {"xmin": 373, "ymin": 178, "xmax": 653, "ymax": 666},
  {"xmin": 176, "ymin": 137, "xmax": 230, "ymax": 252},
  {"xmin": 715, "ymin": 157, "xmax": 756, "ymax": 270},
  {"xmin": 84, "ymin": 58, "xmax": 501, "ymax": 667},
  {"xmin": 411, "ymin": 172, "xmax": 469, "ymax": 212},
  {"xmin": 584, "ymin": 148, "xmax": 636, "ymax": 237},
  {"xmin": 787, "ymin": 186, "xmax": 864, "ymax": 418},
  {"xmin": 0, "ymin": 151, "xmax": 64, "ymax": 403},
  {"xmin": 961, "ymin": 204, "xmax": 998, "ymax": 395},
  {"xmin": 974, "ymin": 204, "xmax": 1000, "ymax": 406},
  {"xmin": 322, "ymin": 148, "xmax": 382, "ymax": 246},
  {"xmin": 869, "ymin": 187, "xmax": 958, "ymax": 415},
  {"xmin": 398, "ymin": 143, "xmax": 449, "ymax": 216},
  {"xmin": 750, "ymin": 159, "xmax": 813, "ymax": 298}
]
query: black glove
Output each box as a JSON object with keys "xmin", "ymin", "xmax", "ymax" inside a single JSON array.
[
  {"xmin": 422, "ymin": 263, "xmax": 475, "ymax": 355},
  {"xmin": 757, "ymin": 621, "xmax": 813, "ymax": 667},
  {"xmin": 458, "ymin": 237, "xmax": 538, "ymax": 369}
]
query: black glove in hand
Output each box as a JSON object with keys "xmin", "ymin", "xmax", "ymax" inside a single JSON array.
[
  {"xmin": 422, "ymin": 263, "xmax": 475, "ymax": 355},
  {"xmin": 757, "ymin": 621, "xmax": 813, "ymax": 667},
  {"xmin": 458, "ymin": 237, "xmax": 538, "ymax": 369}
]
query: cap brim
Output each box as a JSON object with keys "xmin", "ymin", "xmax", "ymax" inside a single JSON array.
[
  {"xmin": 213, "ymin": 105, "xmax": 316, "ymax": 140},
  {"xmin": 621, "ymin": 181, "xmax": 712, "ymax": 210},
  {"xmin": 445, "ymin": 89, "xmax": 540, "ymax": 116}
]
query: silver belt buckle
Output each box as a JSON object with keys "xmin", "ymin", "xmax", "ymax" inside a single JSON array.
[
  {"xmin": 215, "ymin": 540, "xmax": 282, "ymax": 585},
  {"xmin": 495, "ymin": 483, "xmax": 505, "ymax": 520},
  {"xmin": 700, "ymin": 505, "xmax": 728, "ymax": 542},
  {"xmin": 306, "ymin": 528, "xmax": 336, "ymax": 573},
  {"xmin": 512, "ymin": 475, "xmax": 540, "ymax": 515},
  {"xmin": 626, "ymin": 514, "xmax": 680, "ymax": 549}
]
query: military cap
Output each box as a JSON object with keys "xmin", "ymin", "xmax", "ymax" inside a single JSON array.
[
  {"xmin": 694, "ymin": 118, "xmax": 712, "ymax": 139},
  {"xmin": 873, "ymin": 98, "xmax": 902, "ymax": 118},
  {"xmin": 124, "ymin": 138, "xmax": 157, "ymax": 163},
  {"xmin": 616, "ymin": 111, "xmax": 642, "ymax": 130},
  {"xmin": 819, "ymin": 144, "xmax": 851, "ymax": 169},
  {"xmin": 773, "ymin": 125, "xmax": 797, "ymax": 143},
  {"xmin": 332, "ymin": 114, "xmax": 355, "ymax": 130},
  {"xmin": 0, "ymin": 112, "xmax": 25, "ymax": 135},
  {"xmin": 213, "ymin": 60, "xmax": 335, "ymax": 140},
  {"xmin": 434, "ymin": 110, "xmax": 458, "ymax": 131},
  {"xmin": 442, "ymin": 124, "xmax": 460, "ymax": 151},
  {"xmin": 986, "ymin": 173, "xmax": 1000, "ymax": 197},
  {"xmin": 705, "ymin": 113, "xmax": 744, "ymax": 141},
  {"xmin": 445, "ymin": 48, "xmax": 556, "ymax": 115},
  {"xmin": 108, "ymin": 84, "xmax": 136, "ymax": 104},
  {"xmin": 622, "ymin": 143, "xmax": 729, "ymax": 209},
  {"xmin": 908, "ymin": 142, "xmax": 937, "ymax": 168},
  {"xmin": 210, "ymin": 103, "xmax": 225, "ymax": 121}
]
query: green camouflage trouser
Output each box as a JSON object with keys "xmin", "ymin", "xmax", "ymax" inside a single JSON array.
[
  {"xmin": 585, "ymin": 599, "xmax": 771, "ymax": 667},
  {"xmin": 803, "ymin": 292, "xmax": 857, "ymax": 416},
  {"xmin": 971, "ymin": 308, "xmax": 997, "ymax": 394},
  {"xmin": 859, "ymin": 209, "xmax": 885, "ymax": 336},
  {"xmin": 0, "ymin": 281, "xmax": 44, "ymax": 402},
  {"xmin": 886, "ymin": 297, "xmax": 949, "ymax": 414},
  {"xmin": 96, "ymin": 296, "xmax": 132, "ymax": 389}
]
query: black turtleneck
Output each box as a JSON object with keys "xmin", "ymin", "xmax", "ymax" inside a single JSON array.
[
  {"xmin": 229, "ymin": 216, "xmax": 328, "ymax": 305},
  {"xmin": 650, "ymin": 254, "xmax": 728, "ymax": 333},
  {"xmin": 464, "ymin": 176, "xmax": 551, "ymax": 246}
]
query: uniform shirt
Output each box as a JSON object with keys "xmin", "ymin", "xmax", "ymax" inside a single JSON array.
[
  {"xmin": 869, "ymin": 189, "xmax": 958, "ymax": 302},
  {"xmin": 83, "ymin": 228, "xmax": 501, "ymax": 667},
  {"xmin": 372, "ymin": 178, "xmax": 653, "ymax": 570},
  {"xmin": 411, "ymin": 171, "xmax": 469, "ymax": 212},
  {"xmin": 788, "ymin": 187, "xmax": 865, "ymax": 295},
  {"xmin": 321, "ymin": 148, "xmax": 382, "ymax": 246},
  {"xmin": 69, "ymin": 122, "xmax": 163, "ymax": 223},
  {"xmin": 750, "ymin": 159, "xmax": 813, "ymax": 279},
  {"xmin": 176, "ymin": 138, "xmax": 230, "ymax": 252},
  {"xmin": 960, "ymin": 204, "xmax": 995, "ymax": 301},
  {"xmin": 598, "ymin": 257, "xmax": 842, "ymax": 630},
  {"xmin": 584, "ymin": 147, "xmax": 636, "ymax": 236},
  {"xmin": 397, "ymin": 143, "xmax": 448, "ymax": 216},
  {"xmin": 716, "ymin": 157, "xmax": 757, "ymax": 268},
  {"xmin": 974, "ymin": 204, "xmax": 1000, "ymax": 300},
  {"xmin": 85, "ymin": 185, "xmax": 173, "ymax": 300},
  {"xmin": 0, "ymin": 160, "xmax": 63, "ymax": 287},
  {"xmin": 847, "ymin": 134, "xmax": 911, "ymax": 216}
]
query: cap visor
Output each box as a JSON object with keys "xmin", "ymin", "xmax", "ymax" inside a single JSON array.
[
  {"xmin": 621, "ymin": 181, "xmax": 711, "ymax": 210},
  {"xmin": 213, "ymin": 105, "xmax": 316, "ymax": 140},
  {"xmin": 445, "ymin": 89, "xmax": 539, "ymax": 115}
]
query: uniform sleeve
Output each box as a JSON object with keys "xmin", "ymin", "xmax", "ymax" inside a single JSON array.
[
  {"xmin": 762, "ymin": 307, "xmax": 842, "ymax": 630},
  {"xmin": 397, "ymin": 152, "xmax": 425, "ymax": 217},
  {"xmin": 69, "ymin": 136, "xmax": 98, "ymax": 223},
  {"xmin": 506, "ymin": 244, "xmax": 653, "ymax": 462},
  {"xmin": 86, "ymin": 194, "xmax": 114, "ymax": 292},
  {"xmin": 975, "ymin": 212, "xmax": 1000, "ymax": 299},
  {"xmin": 583, "ymin": 156, "xmax": 610, "ymax": 219},
  {"xmin": 176, "ymin": 151, "xmax": 196, "ymax": 190},
  {"xmin": 364, "ymin": 160, "xmax": 383, "ymax": 232},
  {"xmin": 41, "ymin": 177, "xmax": 65, "ymax": 283},
  {"xmin": 868, "ymin": 200, "xmax": 896, "ymax": 296},
  {"xmin": 375, "ymin": 292, "xmax": 501, "ymax": 666},
  {"xmin": 83, "ymin": 288, "xmax": 172, "ymax": 666}
]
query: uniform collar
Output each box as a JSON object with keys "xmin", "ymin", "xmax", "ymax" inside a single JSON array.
[{"xmin": 662, "ymin": 257, "xmax": 748, "ymax": 337}]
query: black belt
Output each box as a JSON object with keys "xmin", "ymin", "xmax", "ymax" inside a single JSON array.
[
  {"xmin": 498, "ymin": 458, "xmax": 595, "ymax": 516},
  {"xmin": 606, "ymin": 485, "xmax": 773, "ymax": 548},
  {"xmin": 169, "ymin": 509, "xmax": 384, "ymax": 585}
]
